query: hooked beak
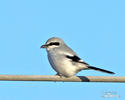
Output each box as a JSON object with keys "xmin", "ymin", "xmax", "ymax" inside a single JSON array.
[{"xmin": 40, "ymin": 44, "xmax": 48, "ymax": 48}]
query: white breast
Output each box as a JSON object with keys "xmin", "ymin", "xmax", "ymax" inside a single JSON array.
[{"xmin": 47, "ymin": 51, "xmax": 78, "ymax": 77}]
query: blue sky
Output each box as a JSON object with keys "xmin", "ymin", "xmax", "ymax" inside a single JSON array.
[{"xmin": 0, "ymin": 0, "xmax": 125, "ymax": 100}]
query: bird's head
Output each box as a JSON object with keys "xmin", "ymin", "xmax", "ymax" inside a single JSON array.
[{"xmin": 41, "ymin": 37, "xmax": 65, "ymax": 50}]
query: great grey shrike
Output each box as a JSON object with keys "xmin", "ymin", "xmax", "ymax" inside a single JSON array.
[{"xmin": 41, "ymin": 37, "xmax": 115, "ymax": 77}]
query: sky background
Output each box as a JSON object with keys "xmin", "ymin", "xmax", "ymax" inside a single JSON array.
[{"xmin": 0, "ymin": 0, "xmax": 125, "ymax": 100}]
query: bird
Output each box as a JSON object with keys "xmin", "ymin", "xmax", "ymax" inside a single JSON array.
[{"xmin": 41, "ymin": 37, "xmax": 115, "ymax": 77}]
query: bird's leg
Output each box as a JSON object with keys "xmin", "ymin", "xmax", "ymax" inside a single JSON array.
[{"xmin": 55, "ymin": 73, "xmax": 64, "ymax": 78}]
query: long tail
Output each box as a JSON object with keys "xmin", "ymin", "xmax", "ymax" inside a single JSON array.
[{"xmin": 88, "ymin": 66, "xmax": 115, "ymax": 74}]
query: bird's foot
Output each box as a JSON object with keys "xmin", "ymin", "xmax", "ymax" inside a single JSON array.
[{"xmin": 55, "ymin": 73, "xmax": 64, "ymax": 78}]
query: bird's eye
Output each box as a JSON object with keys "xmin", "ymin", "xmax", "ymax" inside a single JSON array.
[{"xmin": 48, "ymin": 42, "xmax": 60, "ymax": 46}]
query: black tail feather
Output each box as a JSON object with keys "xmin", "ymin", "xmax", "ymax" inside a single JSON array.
[{"xmin": 88, "ymin": 66, "xmax": 115, "ymax": 74}]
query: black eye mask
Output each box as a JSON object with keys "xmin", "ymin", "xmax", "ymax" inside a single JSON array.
[{"xmin": 48, "ymin": 42, "xmax": 60, "ymax": 46}]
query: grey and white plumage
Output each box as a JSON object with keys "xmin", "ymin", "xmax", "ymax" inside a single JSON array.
[{"xmin": 41, "ymin": 37, "xmax": 115, "ymax": 77}]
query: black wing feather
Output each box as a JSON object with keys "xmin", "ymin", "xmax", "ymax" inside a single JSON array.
[{"xmin": 66, "ymin": 55, "xmax": 89, "ymax": 65}]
